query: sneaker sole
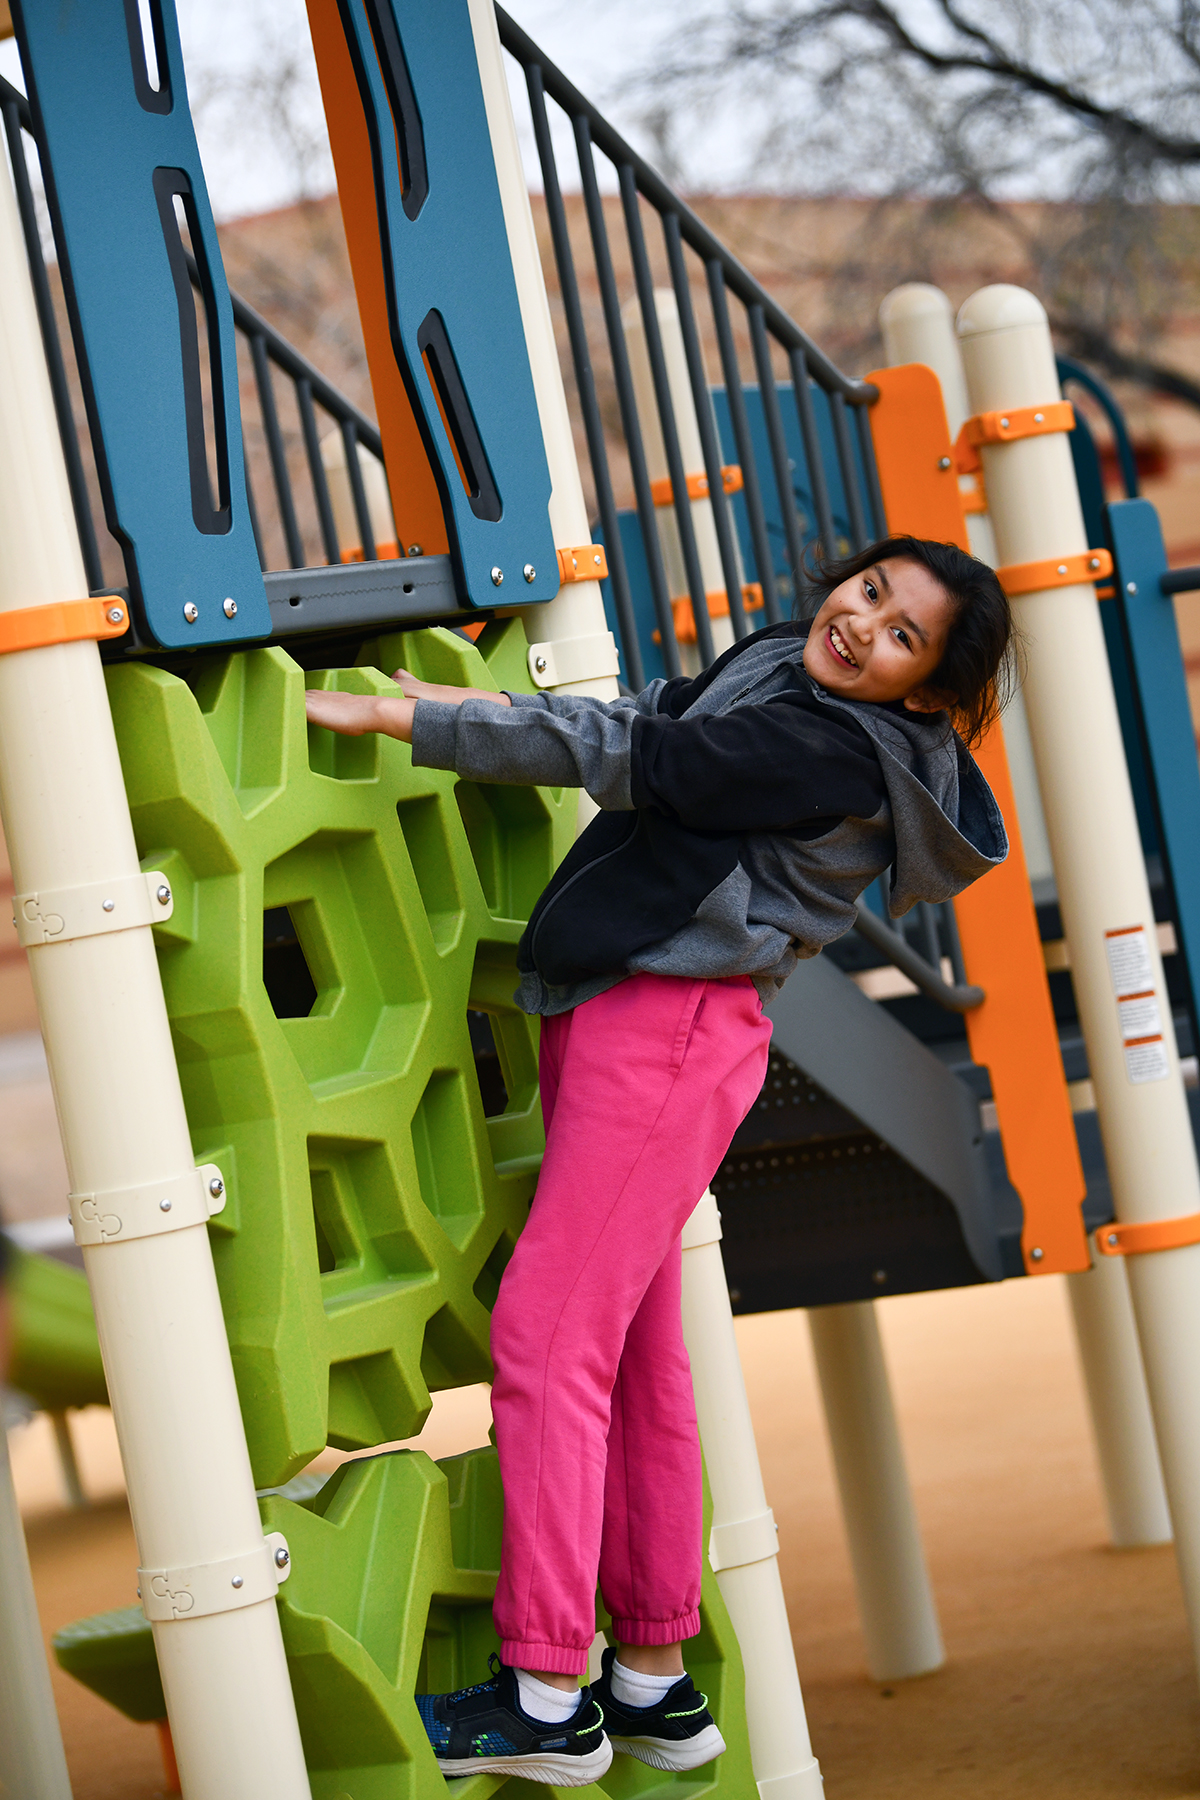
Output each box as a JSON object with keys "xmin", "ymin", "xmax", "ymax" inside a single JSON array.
[
  {"xmin": 610, "ymin": 1722, "xmax": 727, "ymax": 1772},
  {"xmin": 435, "ymin": 1738, "xmax": 614, "ymax": 1786}
]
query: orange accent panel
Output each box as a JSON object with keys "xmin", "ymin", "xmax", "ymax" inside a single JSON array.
[
  {"xmin": 650, "ymin": 465, "xmax": 743, "ymax": 507},
  {"xmin": 305, "ymin": 0, "xmax": 448, "ymax": 558},
  {"xmin": 1096, "ymin": 1214, "xmax": 1200, "ymax": 1257},
  {"xmin": 866, "ymin": 363, "xmax": 1089, "ymax": 1276},
  {"xmin": 995, "ymin": 549, "xmax": 1113, "ymax": 598},
  {"xmin": 556, "ymin": 544, "xmax": 608, "ymax": 584},
  {"xmin": 0, "ymin": 596, "xmax": 128, "ymax": 656}
]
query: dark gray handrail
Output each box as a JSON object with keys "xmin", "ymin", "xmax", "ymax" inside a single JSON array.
[{"xmin": 853, "ymin": 905, "xmax": 984, "ymax": 1013}]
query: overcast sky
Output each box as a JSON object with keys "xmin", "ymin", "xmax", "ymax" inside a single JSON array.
[{"xmin": 0, "ymin": 0, "xmax": 688, "ymax": 221}]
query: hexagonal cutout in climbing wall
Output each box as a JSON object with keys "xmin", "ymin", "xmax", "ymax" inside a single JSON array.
[
  {"xmin": 411, "ymin": 1069, "xmax": 484, "ymax": 1249},
  {"xmin": 263, "ymin": 906, "xmax": 319, "ymax": 1018}
]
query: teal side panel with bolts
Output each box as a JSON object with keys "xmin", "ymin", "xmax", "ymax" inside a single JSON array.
[
  {"xmin": 332, "ymin": 0, "xmax": 558, "ymax": 606},
  {"xmin": 11, "ymin": 0, "xmax": 271, "ymax": 650}
]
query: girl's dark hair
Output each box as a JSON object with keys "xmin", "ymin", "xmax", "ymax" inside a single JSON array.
[{"xmin": 797, "ymin": 535, "xmax": 1018, "ymax": 748}]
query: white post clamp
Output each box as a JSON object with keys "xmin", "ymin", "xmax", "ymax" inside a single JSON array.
[
  {"xmin": 708, "ymin": 1508, "xmax": 780, "ymax": 1574},
  {"xmin": 12, "ymin": 869, "xmax": 174, "ymax": 947},
  {"xmin": 527, "ymin": 631, "xmax": 620, "ymax": 689},
  {"xmin": 139, "ymin": 1533, "xmax": 291, "ymax": 1623},
  {"xmin": 69, "ymin": 1163, "xmax": 227, "ymax": 1247}
]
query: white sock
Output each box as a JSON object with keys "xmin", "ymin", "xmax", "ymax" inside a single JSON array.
[
  {"xmin": 515, "ymin": 1668, "xmax": 581, "ymax": 1725},
  {"xmin": 610, "ymin": 1659, "xmax": 680, "ymax": 1711}
]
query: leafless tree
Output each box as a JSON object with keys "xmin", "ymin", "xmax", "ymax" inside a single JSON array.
[{"xmin": 630, "ymin": 0, "xmax": 1200, "ymax": 398}]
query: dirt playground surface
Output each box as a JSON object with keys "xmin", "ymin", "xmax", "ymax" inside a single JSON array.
[{"xmin": 18, "ymin": 1274, "xmax": 1200, "ymax": 1798}]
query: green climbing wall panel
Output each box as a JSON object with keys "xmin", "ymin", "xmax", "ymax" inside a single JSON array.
[{"xmin": 59, "ymin": 622, "xmax": 757, "ymax": 1796}]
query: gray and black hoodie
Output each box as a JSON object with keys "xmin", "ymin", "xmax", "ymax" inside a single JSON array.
[{"xmin": 411, "ymin": 622, "xmax": 1008, "ymax": 1016}]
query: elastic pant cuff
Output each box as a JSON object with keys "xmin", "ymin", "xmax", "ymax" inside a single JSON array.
[
  {"xmin": 609, "ymin": 1609, "xmax": 701, "ymax": 1647},
  {"xmin": 499, "ymin": 1638, "xmax": 590, "ymax": 1678}
]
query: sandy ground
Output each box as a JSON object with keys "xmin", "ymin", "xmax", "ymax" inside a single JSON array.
[{"xmin": 12, "ymin": 1270, "xmax": 1200, "ymax": 1799}]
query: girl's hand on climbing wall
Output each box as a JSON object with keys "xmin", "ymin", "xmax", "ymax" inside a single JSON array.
[
  {"xmin": 305, "ymin": 687, "xmax": 416, "ymax": 742},
  {"xmin": 391, "ymin": 669, "xmax": 512, "ymax": 708}
]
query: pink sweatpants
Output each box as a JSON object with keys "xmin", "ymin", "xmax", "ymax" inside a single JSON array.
[{"xmin": 489, "ymin": 971, "xmax": 772, "ymax": 1676}]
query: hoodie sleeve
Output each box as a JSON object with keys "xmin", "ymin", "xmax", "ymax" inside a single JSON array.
[{"xmin": 410, "ymin": 688, "xmax": 650, "ymax": 810}]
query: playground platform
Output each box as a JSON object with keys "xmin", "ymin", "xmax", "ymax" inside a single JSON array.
[{"xmin": 14, "ymin": 1276, "xmax": 1197, "ymax": 1800}]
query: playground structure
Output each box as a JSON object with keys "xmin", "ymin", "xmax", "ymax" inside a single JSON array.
[{"xmin": 4, "ymin": 2, "xmax": 1200, "ymax": 1797}]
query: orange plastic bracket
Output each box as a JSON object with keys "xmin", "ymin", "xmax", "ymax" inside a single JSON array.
[
  {"xmin": 954, "ymin": 401, "xmax": 1076, "ymax": 474},
  {"xmin": 0, "ymin": 596, "xmax": 129, "ymax": 656},
  {"xmin": 1096, "ymin": 1213, "xmax": 1200, "ymax": 1257},
  {"xmin": 650, "ymin": 466, "xmax": 743, "ymax": 507},
  {"xmin": 556, "ymin": 544, "xmax": 609, "ymax": 585},
  {"xmin": 996, "ymin": 549, "xmax": 1113, "ymax": 598},
  {"xmin": 654, "ymin": 583, "xmax": 765, "ymax": 646}
]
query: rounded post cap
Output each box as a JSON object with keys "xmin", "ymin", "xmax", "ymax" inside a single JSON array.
[
  {"xmin": 879, "ymin": 283, "xmax": 954, "ymax": 329},
  {"xmin": 957, "ymin": 284, "xmax": 1048, "ymax": 338}
]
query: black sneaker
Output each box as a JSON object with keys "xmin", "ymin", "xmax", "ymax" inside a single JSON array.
[
  {"xmin": 415, "ymin": 1654, "xmax": 612, "ymax": 1786},
  {"xmin": 592, "ymin": 1645, "xmax": 727, "ymax": 1772}
]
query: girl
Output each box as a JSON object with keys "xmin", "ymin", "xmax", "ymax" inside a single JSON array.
[{"xmin": 305, "ymin": 535, "xmax": 1012, "ymax": 1787}]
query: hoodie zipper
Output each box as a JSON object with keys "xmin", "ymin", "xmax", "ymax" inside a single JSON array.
[{"xmin": 528, "ymin": 812, "xmax": 641, "ymax": 967}]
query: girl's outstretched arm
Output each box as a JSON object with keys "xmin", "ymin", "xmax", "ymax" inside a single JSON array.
[{"xmin": 305, "ymin": 667, "xmax": 511, "ymax": 743}]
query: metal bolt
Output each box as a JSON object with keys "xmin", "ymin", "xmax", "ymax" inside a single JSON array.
[
  {"xmin": 534, "ymin": 655, "xmax": 548, "ymax": 675},
  {"xmin": 1034, "ymin": 411, "xmax": 1045, "ymax": 423},
  {"xmin": 1030, "ymin": 1246, "xmax": 1044, "ymax": 1262},
  {"xmin": 156, "ymin": 884, "xmax": 171, "ymax": 905},
  {"xmin": 183, "ymin": 602, "xmax": 198, "ymax": 623},
  {"xmin": 937, "ymin": 456, "xmax": 952, "ymax": 471},
  {"xmin": 490, "ymin": 566, "xmax": 504, "ymax": 586},
  {"xmin": 523, "ymin": 563, "xmax": 536, "ymax": 583},
  {"xmin": 999, "ymin": 416, "xmax": 1010, "ymax": 429},
  {"xmin": 593, "ymin": 552, "xmax": 602, "ymax": 566},
  {"xmin": 102, "ymin": 898, "xmax": 115, "ymax": 913},
  {"xmin": 406, "ymin": 544, "xmax": 423, "ymax": 557},
  {"xmin": 274, "ymin": 1546, "xmax": 290, "ymax": 1569},
  {"xmin": 107, "ymin": 606, "xmax": 125, "ymax": 625},
  {"xmin": 1057, "ymin": 564, "xmax": 1068, "ymax": 576},
  {"xmin": 872, "ymin": 1269, "xmax": 887, "ymax": 1285},
  {"xmin": 1108, "ymin": 1231, "xmax": 1120, "ymax": 1247},
  {"xmin": 209, "ymin": 1176, "xmax": 224, "ymax": 1198},
  {"xmin": 1089, "ymin": 556, "xmax": 1100, "ymax": 570},
  {"xmin": 223, "ymin": 597, "xmax": 237, "ymax": 619},
  {"xmin": 136, "ymin": 1586, "xmax": 141, "ymax": 1597},
  {"xmin": 160, "ymin": 1198, "xmax": 172, "ymax": 1212},
  {"xmin": 231, "ymin": 1575, "xmax": 244, "ymax": 1589},
  {"xmin": 1127, "ymin": 581, "xmax": 1138, "ymax": 595}
]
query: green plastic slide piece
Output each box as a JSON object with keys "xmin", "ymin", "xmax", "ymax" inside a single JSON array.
[
  {"xmin": 104, "ymin": 621, "xmax": 573, "ymax": 1488},
  {"xmin": 52, "ymin": 1605, "xmax": 165, "ymax": 1723},
  {"xmin": 259, "ymin": 1443, "xmax": 755, "ymax": 1799},
  {"xmin": 7, "ymin": 1246, "xmax": 107, "ymax": 1412}
]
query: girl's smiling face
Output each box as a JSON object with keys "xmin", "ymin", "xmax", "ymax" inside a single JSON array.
[{"xmin": 801, "ymin": 557, "xmax": 955, "ymax": 710}]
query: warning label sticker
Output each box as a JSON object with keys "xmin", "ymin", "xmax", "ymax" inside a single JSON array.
[
  {"xmin": 1105, "ymin": 925, "xmax": 1155, "ymax": 997},
  {"xmin": 1105, "ymin": 927, "xmax": 1169, "ymax": 1083}
]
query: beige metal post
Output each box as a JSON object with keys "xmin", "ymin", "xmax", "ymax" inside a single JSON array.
[
  {"xmin": 957, "ymin": 285, "xmax": 1200, "ymax": 1662},
  {"xmin": 880, "ymin": 280, "xmax": 1171, "ymax": 1550},
  {"xmin": 808, "ymin": 1304, "xmax": 944, "ymax": 1681},
  {"xmin": 0, "ymin": 140, "xmax": 310, "ymax": 1800},
  {"xmin": 623, "ymin": 289, "xmax": 743, "ymax": 667},
  {"xmin": 0, "ymin": 1414, "xmax": 73, "ymax": 1799},
  {"xmin": 682, "ymin": 1195, "xmax": 824, "ymax": 1800}
]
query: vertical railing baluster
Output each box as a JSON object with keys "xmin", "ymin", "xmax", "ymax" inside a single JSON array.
[
  {"xmin": 663, "ymin": 214, "xmax": 748, "ymax": 643},
  {"xmin": 242, "ymin": 432, "xmax": 267, "ymax": 572},
  {"xmin": 526, "ymin": 67, "xmax": 644, "ymax": 690},
  {"xmin": 788, "ymin": 347, "xmax": 835, "ymax": 558},
  {"xmin": 707, "ymin": 269, "xmax": 780, "ymax": 625},
  {"xmin": 250, "ymin": 332, "xmax": 305, "ymax": 569},
  {"xmin": 339, "ymin": 420, "xmax": 378, "ymax": 563},
  {"xmin": 296, "ymin": 378, "xmax": 341, "ymax": 566},
  {"xmin": 748, "ymin": 305, "xmax": 806, "ymax": 608},
  {"xmin": 574, "ymin": 116, "xmax": 681, "ymax": 679},
  {"xmin": 620, "ymin": 169, "xmax": 716, "ymax": 667},
  {"xmin": 830, "ymin": 391, "xmax": 869, "ymax": 551}
]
